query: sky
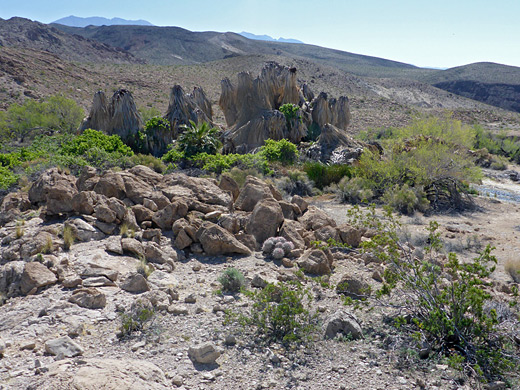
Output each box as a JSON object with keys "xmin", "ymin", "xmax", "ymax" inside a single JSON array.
[{"xmin": 1, "ymin": 0, "xmax": 519, "ymax": 69}]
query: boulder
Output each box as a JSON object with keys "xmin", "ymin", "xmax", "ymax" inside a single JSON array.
[
  {"xmin": 234, "ymin": 176, "xmax": 274, "ymax": 212},
  {"xmin": 0, "ymin": 261, "xmax": 25, "ymax": 297},
  {"xmin": 246, "ymin": 199, "xmax": 284, "ymax": 244},
  {"xmin": 77, "ymin": 166, "xmax": 98, "ymax": 192},
  {"xmin": 45, "ymin": 336, "xmax": 83, "ymax": 358},
  {"xmin": 298, "ymin": 206, "xmax": 336, "ymax": 231},
  {"xmin": 93, "ymin": 171, "xmax": 126, "ymax": 199},
  {"xmin": 120, "ymin": 273, "xmax": 149, "ymax": 293},
  {"xmin": 336, "ymin": 274, "xmax": 371, "ymax": 299},
  {"xmin": 296, "ymin": 248, "xmax": 333, "ymax": 275},
  {"xmin": 143, "ymin": 241, "xmax": 175, "ymax": 265},
  {"xmin": 337, "ymin": 224, "xmax": 365, "ymax": 248},
  {"xmin": 188, "ymin": 342, "xmax": 221, "ymax": 364},
  {"xmin": 315, "ymin": 225, "xmax": 340, "ymax": 243},
  {"xmin": 65, "ymin": 218, "xmax": 105, "ymax": 242},
  {"xmin": 128, "ymin": 165, "xmax": 163, "ymax": 186},
  {"xmin": 28, "ymin": 168, "xmax": 78, "ymax": 215},
  {"xmin": 70, "ymin": 358, "xmax": 170, "ymax": 390},
  {"xmin": 121, "ymin": 172, "xmax": 153, "ymax": 205},
  {"xmin": 280, "ymin": 219, "xmax": 306, "ymax": 249},
  {"xmin": 72, "ymin": 191, "xmax": 98, "ymax": 215},
  {"xmin": 152, "ymin": 200, "xmax": 188, "ymax": 230},
  {"xmin": 20, "ymin": 262, "xmax": 57, "ymax": 295},
  {"xmin": 121, "ymin": 238, "xmax": 145, "ymax": 258},
  {"xmin": 132, "ymin": 204, "xmax": 154, "ymax": 224},
  {"xmin": 174, "ymin": 229, "xmax": 192, "ymax": 250},
  {"xmin": 219, "ymin": 175, "xmax": 240, "ymax": 201},
  {"xmin": 68, "ymin": 288, "xmax": 106, "ymax": 309},
  {"xmin": 197, "ymin": 222, "xmax": 251, "ymax": 256},
  {"xmin": 161, "ymin": 173, "xmax": 231, "ymax": 208},
  {"xmin": 324, "ymin": 309, "xmax": 363, "ymax": 340},
  {"xmin": 291, "ymin": 195, "xmax": 308, "ymax": 213}
]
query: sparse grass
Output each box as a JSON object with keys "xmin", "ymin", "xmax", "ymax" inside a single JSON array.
[
  {"xmin": 15, "ymin": 220, "xmax": 25, "ymax": 239},
  {"xmin": 137, "ymin": 258, "xmax": 153, "ymax": 279},
  {"xmin": 120, "ymin": 222, "xmax": 135, "ymax": 238},
  {"xmin": 41, "ymin": 235, "xmax": 54, "ymax": 254},
  {"xmin": 62, "ymin": 224, "xmax": 75, "ymax": 251},
  {"xmin": 505, "ymin": 258, "xmax": 520, "ymax": 283}
]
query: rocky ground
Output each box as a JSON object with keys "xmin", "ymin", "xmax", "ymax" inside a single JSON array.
[{"xmin": 0, "ymin": 165, "xmax": 519, "ymax": 390}]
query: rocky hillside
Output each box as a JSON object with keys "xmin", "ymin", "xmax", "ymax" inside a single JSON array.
[
  {"xmin": 0, "ymin": 164, "xmax": 518, "ymax": 389},
  {"xmin": 0, "ymin": 17, "xmax": 142, "ymax": 64}
]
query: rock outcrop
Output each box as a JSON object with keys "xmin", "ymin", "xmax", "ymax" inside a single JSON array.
[
  {"xmin": 164, "ymin": 85, "xmax": 213, "ymax": 137},
  {"xmin": 80, "ymin": 89, "xmax": 144, "ymax": 149},
  {"xmin": 219, "ymin": 62, "xmax": 353, "ymax": 156}
]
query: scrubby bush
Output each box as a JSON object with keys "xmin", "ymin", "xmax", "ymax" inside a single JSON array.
[
  {"xmin": 303, "ymin": 162, "xmax": 352, "ymax": 190},
  {"xmin": 381, "ymin": 184, "xmax": 429, "ymax": 215},
  {"xmin": 61, "ymin": 129, "xmax": 133, "ymax": 157},
  {"xmin": 505, "ymin": 258, "xmax": 520, "ymax": 283},
  {"xmin": 275, "ymin": 169, "xmax": 315, "ymax": 196},
  {"xmin": 348, "ymin": 205, "xmax": 520, "ymax": 382},
  {"xmin": 241, "ymin": 281, "xmax": 316, "ymax": 344},
  {"xmin": 177, "ymin": 120, "xmax": 221, "ymax": 157},
  {"xmin": 337, "ymin": 176, "xmax": 374, "ymax": 204},
  {"xmin": 189, "ymin": 152, "xmax": 270, "ymax": 174},
  {"xmin": 0, "ymin": 95, "xmax": 83, "ymax": 143},
  {"xmin": 262, "ymin": 236, "xmax": 294, "ymax": 259},
  {"xmin": 0, "ymin": 166, "xmax": 19, "ymax": 190},
  {"xmin": 225, "ymin": 167, "xmax": 264, "ymax": 188},
  {"xmin": 260, "ymin": 139, "xmax": 299, "ymax": 165},
  {"xmin": 278, "ymin": 103, "xmax": 301, "ymax": 131},
  {"xmin": 218, "ymin": 268, "xmax": 245, "ymax": 293},
  {"xmin": 118, "ymin": 299, "xmax": 156, "ymax": 339}
]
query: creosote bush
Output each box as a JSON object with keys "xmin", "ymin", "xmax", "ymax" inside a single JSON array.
[
  {"xmin": 240, "ymin": 281, "xmax": 316, "ymax": 344},
  {"xmin": 348, "ymin": 204, "xmax": 519, "ymax": 382},
  {"xmin": 218, "ymin": 268, "xmax": 245, "ymax": 293}
]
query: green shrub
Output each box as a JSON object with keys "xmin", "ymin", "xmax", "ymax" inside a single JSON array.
[
  {"xmin": 162, "ymin": 147, "xmax": 185, "ymax": 164},
  {"xmin": 306, "ymin": 122, "xmax": 321, "ymax": 141},
  {"xmin": 177, "ymin": 120, "xmax": 221, "ymax": 158},
  {"xmin": 260, "ymin": 139, "xmax": 299, "ymax": 166},
  {"xmin": 118, "ymin": 299, "xmax": 156, "ymax": 339},
  {"xmin": 381, "ymin": 184, "xmax": 429, "ymax": 215},
  {"xmin": 278, "ymin": 103, "xmax": 300, "ymax": 131},
  {"xmin": 348, "ymin": 206, "xmax": 519, "ymax": 382},
  {"xmin": 241, "ymin": 281, "xmax": 316, "ymax": 344},
  {"xmin": 0, "ymin": 166, "xmax": 19, "ymax": 189},
  {"xmin": 61, "ymin": 129, "xmax": 133, "ymax": 157},
  {"xmin": 189, "ymin": 152, "xmax": 270, "ymax": 174},
  {"xmin": 130, "ymin": 153, "xmax": 167, "ymax": 173},
  {"xmin": 0, "ymin": 95, "xmax": 83, "ymax": 142},
  {"xmin": 303, "ymin": 162, "xmax": 352, "ymax": 190},
  {"xmin": 218, "ymin": 268, "xmax": 245, "ymax": 293},
  {"xmin": 225, "ymin": 167, "xmax": 264, "ymax": 188},
  {"xmin": 337, "ymin": 176, "xmax": 374, "ymax": 204}
]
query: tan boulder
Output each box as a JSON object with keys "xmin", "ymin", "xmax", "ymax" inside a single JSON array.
[
  {"xmin": 219, "ymin": 175, "xmax": 240, "ymax": 201},
  {"xmin": 280, "ymin": 219, "xmax": 306, "ymax": 249},
  {"xmin": 72, "ymin": 191, "xmax": 98, "ymax": 215},
  {"xmin": 152, "ymin": 200, "xmax": 188, "ymax": 230},
  {"xmin": 337, "ymin": 224, "xmax": 365, "ymax": 248},
  {"xmin": 28, "ymin": 168, "xmax": 78, "ymax": 215},
  {"xmin": 21, "ymin": 262, "xmax": 57, "ymax": 295},
  {"xmin": 93, "ymin": 171, "xmax": 126, "ymax": 199},
  {"xmin": 234, "ymin": 176, "xmax": 274, "ymax": 212},
  {"xmin": 68, "ymin": 288, "xmax": 106, "ymax": 309},
  {"xmin": 197, "ymin": 222, "xmax": 251, "ymax": 256},
  {"xmin": 296, "ymin": 248, "xmax": 334, "ymax": 275},
  {"xmin": 246, "ymin": 199, "xmax": 284, "ymax": 244},
  {"xmin": 298, "ymin": 206, "xmax": 336, "ymax": 231}
]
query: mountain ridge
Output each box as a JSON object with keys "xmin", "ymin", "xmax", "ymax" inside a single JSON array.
[{"xmin": 52, "ymin": 15, "xmax": 154, "ymax": 27}]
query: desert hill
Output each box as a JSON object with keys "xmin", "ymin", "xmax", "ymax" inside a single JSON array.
[{"xmin": 0, "ymin": 17, "xmax": 142, "ymax": 64}]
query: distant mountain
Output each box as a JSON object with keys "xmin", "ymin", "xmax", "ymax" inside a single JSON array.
[
  {"xmin": 52, "ymin": 15, "xmax": 154, "ymax": 27},
  {"xmin": 239, "ymin": 31, "xmax": 303, "ymax": 44},
  {"xmin": 0, "ymin": 17, "xmax": 142, "ymax": 64}
]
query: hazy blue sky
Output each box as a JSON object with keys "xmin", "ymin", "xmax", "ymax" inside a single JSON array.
[{"xmin": 1, "ymin": 0, "xmax": 519, "ymax": 69}]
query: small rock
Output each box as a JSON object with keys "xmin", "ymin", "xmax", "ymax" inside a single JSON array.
[
  {"xmin": 168, "ymin": 305, "xmax": 188, "ymax": 315},
  {"xmin": 224, "ymin": 335, "xmax": 236, "ymax": 346},
  {"xmin": 121, "ymin": 272, "xmax": 149, "ymax": 293},
  {"xmin": 172, "ymin": 375, "xmax": 184, "ymax": 386},
  {"xmin": 131, "ymin": 340, "xmax": 146, "ymax": 352},
  {"xmin": 20, "ymin": 341, "xmax": 36, "ymax": 350},
  {"xmin": 184, "ymin": 293, "xmax": 197, "ymax": 303},
  {"xmin": 188, "ymin": 342, "xmax": 221, "ymax": 364},
  {"xmin": 68, "ymin": 288, "xmax": 106, "ymax": 309},
  {"xmin": 44, "ymin": 336, "xmax": 83, "ymax": 359},
  {"xmin": 324, "ymin": 309, "xmax": 363, "ymax": 340}
]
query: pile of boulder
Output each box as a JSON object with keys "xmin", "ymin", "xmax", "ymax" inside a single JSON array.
[{"xmin": 0, "ymin": 165, "xmax": 367, "ymax": 299}]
